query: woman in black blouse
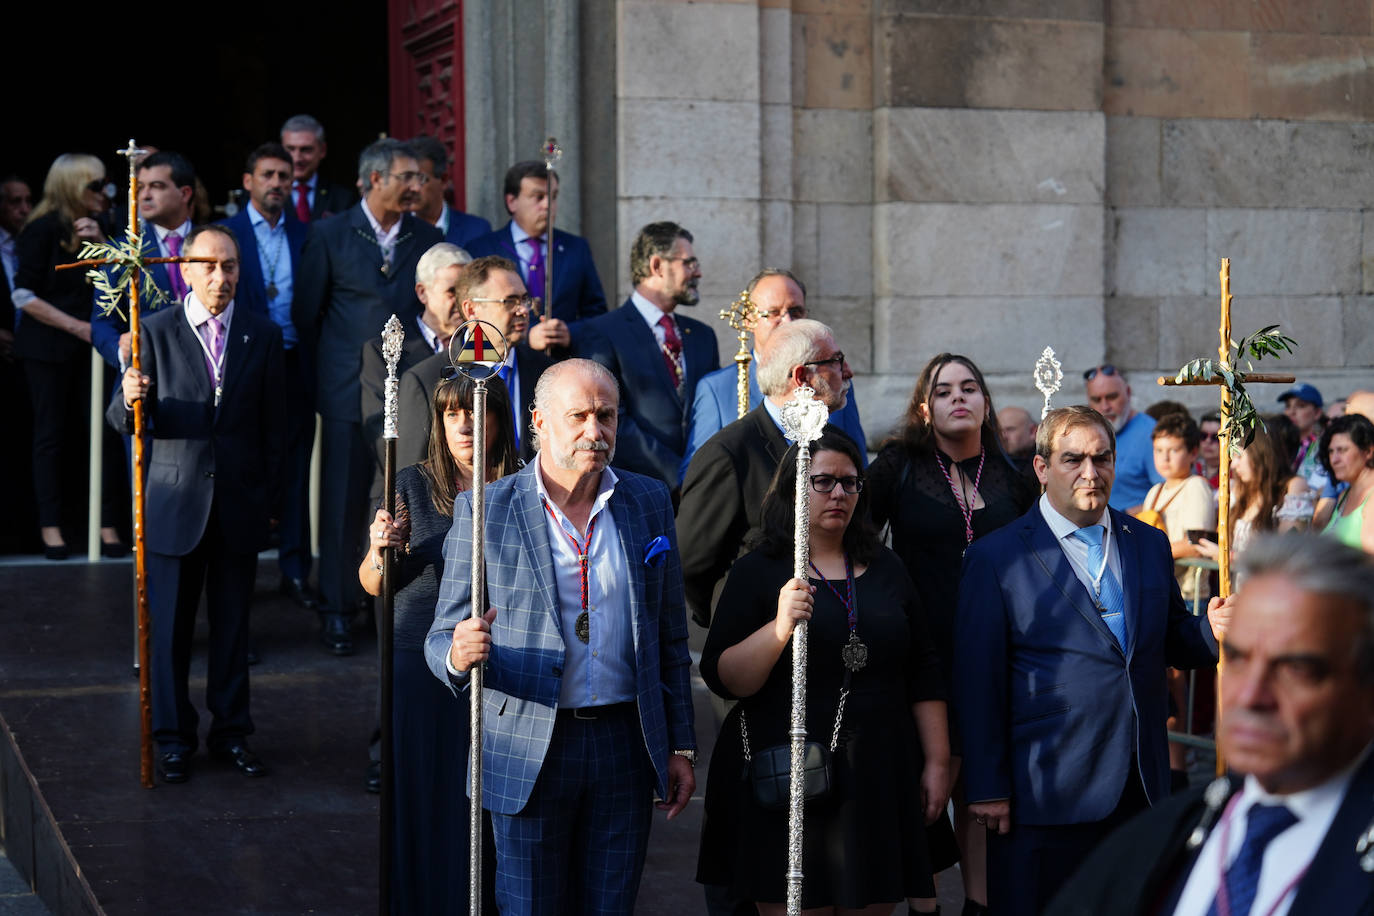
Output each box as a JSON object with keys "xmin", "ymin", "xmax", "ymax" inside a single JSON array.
[
  {"xmin": 360, "ymin": 373, "xmax": 518, "ymax": 915},
  {"xmin": 867, "ymin": 353, "xmax": 1035, "ymax": 916},
  {"xmin": 697, "ymin": 429, "xmax": 950, "ymax": 914},
  {"xmin": 13, "ymin": 153, "xmax": 123, "ymax": 559}
]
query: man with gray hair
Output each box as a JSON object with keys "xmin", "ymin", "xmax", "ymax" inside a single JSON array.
[
  {"xmin": 280, "ymin": 113, "xmax": 356, "ymax": 222},
  {"xmin": 294, "ymin": 138, "xmax": 443, "ymax": 656},
  {"xmin": 1049, "ymin": 532, "xmax": 1374, "ymax": 916},
  {"xmin": 408, "ymin": 135, "xmax": 490, "ymax": 247},
  {"xmin": 676, "ymin": 317, "xmax": 854, "ymax": 625}
]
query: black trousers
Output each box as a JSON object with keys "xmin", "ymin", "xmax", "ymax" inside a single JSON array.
[{"xmin": 147, "ymin": 511, "xmax": 256, "ymax": 754}]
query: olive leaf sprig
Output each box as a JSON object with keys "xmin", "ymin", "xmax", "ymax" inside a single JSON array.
[
  {"xmin": 1173, "ymin": 324, "xmax": 1297, "ymax": 454},
  {"xmin": 78, "ymin": 238, "xmax": 171, "ymax": 322}
]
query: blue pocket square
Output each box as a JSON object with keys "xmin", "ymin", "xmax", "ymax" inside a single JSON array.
[{"xmin": 644, "ymin": 535, "xmax": 670, "ymax": 567}]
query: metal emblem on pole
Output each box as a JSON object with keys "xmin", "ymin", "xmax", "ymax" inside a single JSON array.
[
  {"xmin": 377, "ymin": 314, "xmax": 404, "ymax": 916},
  {"xmin": 719, "ymin": 289, "xmax": 758, "ymax": 420},
  {"xmin": 1034, "ymin": 346, "xmax": 1063, "ymax": 420},
  {"xmin": 777, "ymin": 384, "xmax": 830, "ymax": 916},
  {"xmin": 448, "ymin": 317, "xmax": 508, "ymax": 916}
]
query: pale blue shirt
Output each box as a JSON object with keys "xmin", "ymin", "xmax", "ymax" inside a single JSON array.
[
  {"xmin": 246, "ymin": 204, "xmax": 296, "ymax": 348},
  {"xmin": 509, "ymin": 220, "xmax": 542, "ymax": 290},
  {"xmin": 1038, "ymin": 493, "xmax": 1123, "ymax": 608},
  {"xmin": 534, "ymin": 463, "xmax": 636, "ymax": 708}
]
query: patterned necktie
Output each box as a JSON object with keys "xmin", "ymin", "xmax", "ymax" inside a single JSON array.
[
  {"xmin": 295, "ymin": 181, "xmax": 311, "ymax": 223},
  {"xmin": 1070, "ymin": 525, "xmax": 1127, "ymax": 648},
  {"xmin": 657, "ymin": 313, "xmax": 684, "ymax": 395},
  {"xmin": 1207, "ymin": 803, "xmax": 1298, "ymax": 916},
  {"xmin": 525, "ymin": 237, "xmax": 545, "ymax": 306},
  {"xmin": 202, "ymin": 315, "xmax": 225, "ymax": 388},
  {"xmin": 165, "ymin": 232, "xmax": 188, "ymax": 303}
]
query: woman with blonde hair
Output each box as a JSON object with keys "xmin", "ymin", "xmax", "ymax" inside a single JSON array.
[{"xmin": 12, "ymin": 153, "xmax": 124, "ymax": 559}]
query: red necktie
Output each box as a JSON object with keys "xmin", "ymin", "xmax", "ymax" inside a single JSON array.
[
  {"xmin": 657, "ymin": 314, "xmax": 684, "ymax": 394},
  {"xmin": 295, "ymin": 182, "xmax": 311, "ymax": 223}
]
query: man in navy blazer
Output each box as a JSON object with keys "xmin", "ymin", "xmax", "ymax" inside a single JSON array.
[
  {"xmin": 462, "ymin": 160, "xmax": 607, "ymax": 351},
  {"xmin": 92, "ymin": 151, "xmax": 199, "ymax": 371},
  {"xmin": 955, "ymin": 405, "xmax": 1229, "ymax": 916},
  {"xmin": 219, "ymin": 142, "xmax": 315, "ymax": 607},
  {"xmin": 681, "ymin": 268, "xmax": 866, "ymax": 482},
  {"xmin": 293, "ymin": 138, "xmax": 443, "ymax": 655},
  {"xmin": 109, "ymin": 225, "xmax": 285, "ymax": 783},
  {"xmin": 1048, "ymin": 533, "xmax": 1374, "ymax": 916},
  {"xmin": 574, "ymin": 221, "xmax": 719, "ymax": 491},
  {"xmin": 280, "ymin": 114, "xmax": 357, "ymax": 223},
  {"xmin": 409, "ymin": 135, "xmax": 490, "ymax": 248},
  {"xmin": 427, "ymin": 358, "xmax": 696, "ymax": 914}
]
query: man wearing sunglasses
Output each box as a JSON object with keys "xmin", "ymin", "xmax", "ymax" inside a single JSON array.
[
  {"xmin": 680, "ymin": 267, "xmax": 868, "ymax": 483},
  {"xmin": 1084, "ymin": 364, "xmax": 1163, "ymax": 513}
]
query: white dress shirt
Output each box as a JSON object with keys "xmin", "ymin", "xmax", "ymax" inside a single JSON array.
[
  {"xmin": 630, "ymin": 290, "xmax": 687, "ymax": 377},
  {"xmin": 360, "ymin": 198, "xmax": 401, "ymax": 263}
]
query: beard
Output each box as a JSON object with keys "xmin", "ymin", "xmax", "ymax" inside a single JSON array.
[{"xmin": 673, "ymin": 282, "xmax": 700, "ymax": 307}]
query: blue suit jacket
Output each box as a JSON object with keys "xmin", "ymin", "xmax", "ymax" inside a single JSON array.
[
  {"xmin": 954, "ymin": 504, "xmax": 1218, "ymax": 827},
  {"xmin": 217, "ymin": 207, "xmax": 306, "ymax": 332},
  {"xmin": 462, "ymin": 221, "xmax": 608, "ymax": 329},
  {"xmin": 105, "ymin": 304, "xmax": 286, "ymax": 556},
  {"xmin": 424, "ymin": 463, "xmax": 696, "ymax": 813},
  {"xmin": 442, "ymin": 204, "xmax": 491, "ymax": 248},
  {"xmin": 681, "ymin": 360, "xmax": 868, "ymax": 482},
  {"xmin": 292, "ymin": 204, "xmax": 442, "ymax": 420},
  {"xmin": 91, "ymin": 223, "xmax": 178, "ymax": 370},
  {"xmin": 574, "ymin": 300, "xmax": 720, "ymax": 488}
]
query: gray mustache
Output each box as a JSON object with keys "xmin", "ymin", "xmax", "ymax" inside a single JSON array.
[{"xmin": 574, "ymin": 440, "xmax": 610, "ymax": 452}]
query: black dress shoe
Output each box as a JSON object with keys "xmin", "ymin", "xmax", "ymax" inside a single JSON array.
[
  {"xmin": 159, "ymin": 751, "xmax": 191, "ymax": 783},
  {"xmin": 214, "ymin": 742, "xmax": 269, "ymax": 777},
  {"xmin": 279, "ymin": 576, "xmax": 319, "ymax": 610},
  {"xmin": 43, "ymin": 543, "xmax": 69, "ymax": 561},
  {"xmin": 365, "ymin": 760, "xmax": 382, "ymax": 794},
  {"xmin": 100, "ymin": 540, "xmax": 130, "ymax": 559},
  {"xmin": 321, "ymin": 614, "xmax": 354, "ymax": 656}
]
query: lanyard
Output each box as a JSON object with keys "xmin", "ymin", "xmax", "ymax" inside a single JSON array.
[
  {"xmin": 1213, "ymin": 794, "xmax": 1309, "ymax": 916},
  {"xmin": 184, "ymin": 308, "xmax": 227, "ymax": 406},
  {"xmin": 542, "ymin": 498, "xmax": 596, "ymax": 613},
  {"xmin": 936, "ymin": 447, "xmax": 986, "ymax": 545},
  {"xmin": 810, "ymin": 553, "xmax": 856, "ymax": 633}
]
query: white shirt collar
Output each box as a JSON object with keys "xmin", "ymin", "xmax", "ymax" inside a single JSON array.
[
  {"xmin": 1240, "ymin": 741, "xmax": 1373, "ymax": 819},
  {"xmin": 1038, "ymin": 492, "xmax": 1110, "ymax": 540},
  {"xmin": 360, "ymin": 197, "xmax": 402, "ymax": 247},
  {"xmin": 416, "ymin": 315, "xmax": 442, "ymax": 353},
  {"xmin": 153, "ymin": 219, "xmax": 193, "ymax": 245},
  {"xmin": 534, "ymin": 461, "xmax": 619, "ymax": 524},
  {"xmin": 434, "ymin": 204, "xmax": 450, "ymax": 235},
  {"xmin": 630, "ymin": 289, "xmax": 670, "ymax": 332},
  {"xmin": 184, "ymin": 290, "xmax": 234, "ymax": 330}
]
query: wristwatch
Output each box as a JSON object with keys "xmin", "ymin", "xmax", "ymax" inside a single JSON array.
[{"xmin": 672, "ymin": 748, "xmax": 697, "ymax": 766}]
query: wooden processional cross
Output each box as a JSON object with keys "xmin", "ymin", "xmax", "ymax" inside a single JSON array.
[
  {"xmin": 56, "ymin": 140, "xmax": 216, "ymax": 788},
  {"xmin": 1157, "ymin": 257, "xmax": 1295, "ymax": 774}
]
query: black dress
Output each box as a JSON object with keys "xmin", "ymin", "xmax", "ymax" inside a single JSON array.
[
  {"xmin": 696, "ymin": 548, "xmax": 945, "ymax": 908},
  {"xmin": 867, "ymin": 441, "xmax": 1035, "ymax": 866},
  {"xmin": 387, "ymin": 464, "xmax": 495, "ymax": 915}
]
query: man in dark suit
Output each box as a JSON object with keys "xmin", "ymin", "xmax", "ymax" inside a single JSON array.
[
  {"xmin": 955, "ymin": 405, "xmax": 1229, "ymax": 916},
  {"xmin": 427, "ymin": 358, "xmax": 696, "ymax": 913},
  {"xmin": 92, "ymin": 151, "xmax": 197, "ymax": 371},
  {"xmin": 463, "ymin": 160, "xmax": 607, "ymax": 352},
  {"xmin": 408, "ymin": 135, "xmax": 490, "ymax": 248},
  {"xmin": 110, "ymin": 225, "xmax": 285, "ymax": 783},
  {"xmin": 681, "ymin": 267, "xmax": 866, "ymax": 482},
  {"xmin": 1047, "ymin": 533, "xmax": 1374, "ymax": 916},
  {"xmin": 220, "ymin": 142, "xmax": 315, "ymax": 609},
  {"xmin": 676, "ymin": 317, "xmax": 853, "ymax": 626},
  {"xmin": 395, "ymin": 254, "xmax": 553, "ymax": 468},
  {"xmin": 280, "ymin": 114, "xmax": 357, "ymax": 223},
  {"xmin": 574, "ymin": 221, "xmax": 718, "ymax": 491},
  {"xmin": 294, "ymin": 138, "xmax": 443, "ymax": 655}
]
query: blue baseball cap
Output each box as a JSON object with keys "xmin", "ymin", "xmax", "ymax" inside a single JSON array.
[{"xmin": 1276, "ymin": 383, "xmax": 1323, "ymax": 409}]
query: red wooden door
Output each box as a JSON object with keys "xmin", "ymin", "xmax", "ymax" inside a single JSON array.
[{"xmin": 388, "ymin": 0, "xmax": 467, "ymax": 209}]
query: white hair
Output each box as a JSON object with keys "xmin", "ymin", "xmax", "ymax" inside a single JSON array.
[
  {"xmin": 416, "ymin": 243, "xmax": 472, "ymax": 287},
  {"xmin": 756, "ymin": 318, "xmax": 832, "ymax": 398}
]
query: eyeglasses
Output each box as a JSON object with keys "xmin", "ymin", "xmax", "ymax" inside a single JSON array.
[
  {"xmin": 469, "ymin": 295, "xmax": 533, "ymax": 313},
  {"xmin": 387, "ymin": 171, "xmax": 430, "ymax": 185},
  {"xmin": 663, "ymin": 256, "xmax": 700, "ymax": 270},
  {"xmin": 810, "ymin": 474, "xmax": 864, "ymax": 495},
  {"xmin": 804, "ymin": 351, "xmax": 845, "ymax": 369},
  {"xmin": 1083, "ymin": 364, "xmax": 1118, "ymax": 381},
  {"xmin": 1201, "ymin": 432, "xmax": 1220, "ymax": 442},
  {"xmin": 757, "ymin": 306, "xmax": 807, "ymax": 322},
  {"xmin": 85, "ymin": 179, "xmax": 106, "ymax": 194}
]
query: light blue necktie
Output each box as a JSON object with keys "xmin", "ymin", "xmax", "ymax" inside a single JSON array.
[
  {"xmin": 1071, "ymin": 525, "xmax": 1127, "ymax": 649},
  {"xmin": 1206, "ymin": 803, "xmax": 1297, "ymax": 916}
]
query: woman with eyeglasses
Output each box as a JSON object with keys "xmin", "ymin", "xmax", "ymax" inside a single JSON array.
[
  {"xmin": 359, "ymin": 373, "xmax": 517, "ymax": 915},
  {"xmin": 865, "ymin": 353, "xmax": 1035, "ymax": 916},
  {"xmin": 12, "ymin": 153, "xmax": 127, "ymax": 560},
  {"xmin": 697, "ymin": 430, "xmax": 950, "ymax": 915}
]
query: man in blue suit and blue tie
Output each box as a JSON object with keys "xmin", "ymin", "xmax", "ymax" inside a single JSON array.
[
  {"xmin": 955, "ymin": 405, "xmax": 1231, "ymax": 916},
  {"xmin": 427, "ymin": 358, "xmax": 697, "ymax": 914},
  {"xmin": 681, "ymin": 267, "xmax": 866, "ymax": 482},
  {"xmin": 219, "ymin": 142, "xmax": 315, "ymax": 610},
  {"xmin": 462, "ymin": 160, "xmax": 607, "ymax": 352},
  {"xmin": 408, "ymin": 135, "xmax": 490, "ymax": 248},
  {"xmin": 575, "ymin": 221, "xmax": 719, "ymax": 491}
]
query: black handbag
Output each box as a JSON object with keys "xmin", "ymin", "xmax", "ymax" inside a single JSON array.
[{"xmin": 739, "ymin": 671, "xmax": 850, "ymax": 812}]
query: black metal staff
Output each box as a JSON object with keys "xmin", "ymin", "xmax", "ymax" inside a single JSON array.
[
  {"xmin": 777, "ymin": 385, "xmax": 830, "ymax": 915},
  {"xmin": 378, "ymin": 314, "xmax": 405, "ymax": 915}
]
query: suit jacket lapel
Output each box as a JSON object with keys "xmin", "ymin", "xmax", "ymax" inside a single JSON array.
[
  {"xmin": 511, "ymin": 468, "xmax": 562, "ymax": 636},
  {"xmin": 1024, "ymin": 509, "xmax": 1125, "ymax": 656},
  {"xmin": 622, "ymin": 304, "xmax": 682, "ymax": 406},
  {"xmin": 1292, "ymin": 748, "xmax": 1374, "ymax": 913},
  {"xmin": 170, "ymin": 311, "xmax": 214, "ymax": 403},
  {"xmin": 610, "ymin": 487, "xmax": 646, "ymax": 655},
  {"xmin": 236, "ymin": 214, "xmax": 266, "ymax": 303},
  {"xmin": 140, "ymin": 228, "xmax": 171, "ymax": 302},
  {"xmin": 216, "ymin": 311, "xmax": 254, "ymax": 415},
  {"xmin": 1111, "ymin": 509, "xmax": 1144, "ymax": 659},
  {"xmin": 347, "ymin": 205, "xmax": 384, "ymax": 270}
]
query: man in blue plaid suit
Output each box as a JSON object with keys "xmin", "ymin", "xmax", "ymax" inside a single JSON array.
[{"xmin": 426, "ymin": 357, "xmax": 698, "ymax": 914}]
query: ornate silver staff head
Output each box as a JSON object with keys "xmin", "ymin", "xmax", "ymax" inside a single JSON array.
[
  {"xmin": 1034, "ymin": 346, "xmax": 1063, "ymax": 421},
  {"xmin": 542, "ymin": 137, "xmax": 563, "ymax": 173},
  {"xmin": 779, "ymin": 385, "xmax": 829, "ymax": 448},
  {"xmin": 381, "ymin": 314, "xmax": 405, "ymax": 439}
]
